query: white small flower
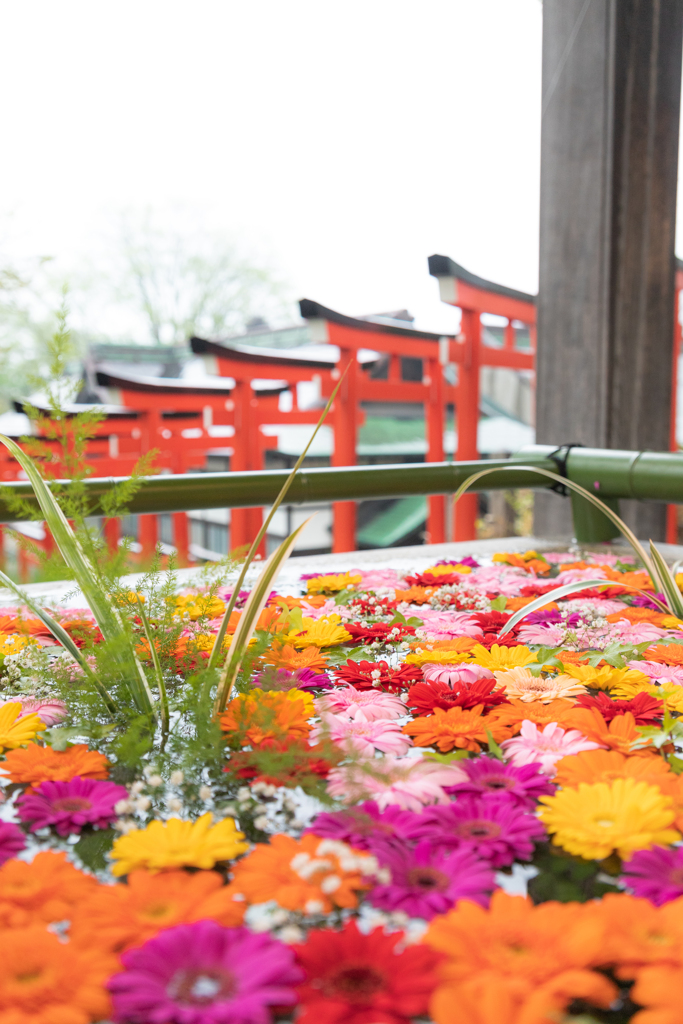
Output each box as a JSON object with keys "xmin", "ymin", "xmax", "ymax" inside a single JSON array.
[
  {"xmin": 130, "ymin": 781, "xmax": 145, "ymax": 796},
  {"xmin": 253, "ymin": 815, "xmax": 270, "ymax": 831},
  {"xmin": 114, "ymin": 799, "xmax": 132, "ymax": 815},
  {"xmin": 320, "ymin": 874, "xmax": 341, "ymax": 894},
  {"xmin": 132, "ymin": 796, "xmax": 152, "ymax": 813},
  {"xmin": 237, "ymin": 787, "xmax": 251, "ymax": 801},
  {"xmin": 278, "ymin": 925, "xmax": 305, "ymax": 943},
  {"xmin": 170, "ymin": 770, "xmax": 184, "ymax": 786},
  {"xmin": 199, "ymin": 785, "xmax": 213, "ymax": 801},
  {"xmin": 304, "ymin": 899, "xmax": 324, "ymax": 915},
  {"xmin": 167, "ymin": 797, "xmax": 183, "ymax": 813},
  {"xmin": 147, "ymin": 775, "xmax": 163, "ymax": 788}
]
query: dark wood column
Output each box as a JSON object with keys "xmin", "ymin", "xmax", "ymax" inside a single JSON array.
[{"xmin": 535, "ymin": 0, "xmax": 683, "ymax": 540}]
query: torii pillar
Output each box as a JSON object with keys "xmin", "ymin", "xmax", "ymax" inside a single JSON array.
[{"xmin": 535, "ymin": 0, "xmax": 683, "ymax": 541}]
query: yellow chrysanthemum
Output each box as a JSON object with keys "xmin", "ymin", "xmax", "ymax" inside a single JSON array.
[
  {"xmin": 306, "ymin": 572, "xmax": 361, "ymax": 595},
  {"xmin": 287, "ymin": 616, "xmax": 352, "ymax": 648},
  {"xmin": 470, "ymin": 644, "xmax": 537, "ymax": 671},
  {"xmin": 562, "ymin": 663, "xmax": 650, "ymax": 692},
  {"xmin": 493, "ymin": 666, "xmax": 586, "ymax": 703},
  {"xmin": 538, "ymin": 778, "xmax": 680, "ymax": 860},
  {"xmin": 110, "ymin": 813, "xmax": 248, "ymax": 876},
  {"xmin": 421, "ymin": 563, "xmax": 471, "ymax": 577},
  {"xmin": 0, "ymin": 702, "xmax": 45, "ymax": 750},
  {"xmin": 174, "ymin": 594, "xmax": 226, "ymax": 620}
]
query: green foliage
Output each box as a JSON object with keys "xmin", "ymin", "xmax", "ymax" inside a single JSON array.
[{"xmin": 528, "ymin": 844, "xmax": 621, "ymax": 904}]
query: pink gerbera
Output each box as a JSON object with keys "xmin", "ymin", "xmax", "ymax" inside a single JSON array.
[
  {"xmin": 18, "ymin": 776, "xmax": 127, "ymax": 836},
  {"xmin": 314, "ymin": 686, "xmax": 406, "ymax": 721},
  {"xmin": 501, "ymin": 720, "xmax": 601, "ymax": 777},
  {"xmin": 0, "ymin": 821, "xmax": 25, "ymax": 864},
  {"xmin": 312, "ymin": 712, "xmax": 411, "ymax": 757},
  {"xmin": 326, "ymin": 755, "xmax": 467, "ymax": 812},
  {"xmin": 422, "ymin": 662, "xmax": 493, "ymax": 685}
]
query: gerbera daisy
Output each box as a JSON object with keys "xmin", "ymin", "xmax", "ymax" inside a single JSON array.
[
  {"xmin": 0, "ymin": 925, "xmax": 115, "ymax": 1024},
  {"xmin": 405, "ymin": 794, "xmax": 545, "ymax": 867},
  {"xmin": 403, "ymin": 705, "xmax": 513, "ymax": 753},
  {"xmin": 631, "ymin": 966, "xmax": 683, "ymax": 1024},
  {"xmin": 449, "ymin": 754, "xmax": 555, "ymax": 806},
  {"xmin": 501, "ymin": 720, "xmax": 601, "ymax": 776},
  {"xmin": 110, "ymin": 813, "xmax": 248, "ymax": 876},
  {"xmin": 574, "ymin": 690, "xmax": 664, "ymax": 724},
  {"xmin": 306, "ymin": 572, "xmax": 362, "ymax": 594},
  {"xmin": 538, "ymin": 778, "xmax": 680, "ymax": 860},
  {"xmin": 315, "ymin": 685, "xmax": 406, "ymax": 720},
  {"xmin": 1, "ymin": 742, "xmax": 110, "ymax": 787},
  {"xmin": 491, "ymin": 697, "xmax": 580, "ymax": 734},
  {"xmin": 71, "ymin": 869, "xmax": 246, "ymax": 952},
  {"xmin": 422, "ymin": 661, "xmax": 493, "ymax": 684},
  {"xmin": 0, "ymin": 702, "xmax": 44, "ymax": 751},
  {"xmin": 326, "ymin": 755, "xmax": 467, "ymax": 812},
  {"xmin": 0, "ymin": 850, "xmax": 98, "ymax": 928},
  {"xmin": 17, "ymin": 776, "xmax": 127, "ymax": 836},
  {"xmin": 4, "ymin": 697, "xmax": 67, "ymax": 726},
  {"xmin": 314, "ymin": 713, "xmax": 411, "ymax": 757},
  {"xmin": 368, "ymin": 841, "xmax": 495, "ymax": 919},
  {"xmin": 305, "ymin": 801, "xmax": 422, "ymax": 852},
  {"xmin": 406, "ymin": 678, "xmax": 509, "ymax": 716},
  {"xmin": 0, "ymin": 822, "xmax": 25, "ymax": 865},
  {"xmin": 262, "ymin": 643, "xmax": 329, "ymax": 672},
  {"xmin": 469, "ymin": 643, "xmax": 537, "ymax": 671},
  {"xmin": 597, "ymin": 891, "xmax": 683, "ymax": 976},
  {"xmin": 493, "ymin": 666, "xmax": 586, "ymax": 703},
  {"xmin": 642, "ymin": 642, "xmax": 683, "ymax": 665},
  {"xmin": 553, "ymin": 748, "xmax": 673, "ymax": 789},
  {"xmin": 220, "ymin": 689, "xmax": 313, "ymax": 748},
  {"xmin": 294, "ymin": 920, "xmax": 442, "ymax": 1024},
  {"xmin": 621, "ymin": 846, "xmax": 683, "ymax": 905},
  {"xmin": 226, "ymin": 833, "xmax": 374, "ymax": 914},
  {"xmin": 109, "ymin": 920, "xmax": 301, "ymax": 1024},
  {"xmin": 561, "ymin": 707, "xmax": 655, "ymax": 756},
  {"xmin": 561, "ymin": 663, "xmax": 650, "ymax": 692},
  {"xmin": 288, "ymin": 617, "xmax": 353, "ymax": 649}
]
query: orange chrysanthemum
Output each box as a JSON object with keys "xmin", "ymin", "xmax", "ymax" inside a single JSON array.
[
  {"xmin": 561, "ymin": 708, "xmax": 656, "ymax": 756},
  {"xmin": 226, "ymin": 833, "xmax": 372, "ymax": 914},
  {"xmin": 554, "ymin": 748, "xmax": 673, "ymax": 789},
  {"xmin": 424, "ymin": 891, "xmax": 614, "ymax": 1024},
  {"xmin": 0, "ymin": 851, "xmax": 98, "ymax": 929},
  {"xmin": 220, "ymin": 689, "xmax": 313, "ymax": 747},
  {"xmin": 1, "ymin": 742, "xmax": 110, "ymax": 787},
  {"xmin": 70, "ymin": 869, "xmax": 245, "ymax": 953},
  {"xmin": 598, "ymin": 893, "xmax": 683, "ymax": 978},
  {"xmin": 402, "ymin": 705, "xmax": 513, "ymax": 753},
  {"xmin": 262, "ymin": 643, "xmax": 329, "ymax": 672},
  {"xmin": 0, "ymin": 925, "xmax": 115, "ymax": 1024}
]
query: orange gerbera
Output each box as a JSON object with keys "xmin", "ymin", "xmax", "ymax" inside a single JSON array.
[
  {"xmin": 598, "ymin": 893, "xmax": 683, "ymax": 978},
  {"xmin": 1, "ymin": 742, "xmax": 110, "ymax": 787},
  {"xmin": 70, "ymin": 869, "xmax": 245, "ymax": 953},
  {"xmin": 402, "ymin": 705, "xmax": 513, "ymax": 753},
  {"xmin": 631, "ymin": 965, "xmax": 683, "ymax": 1023},
  {"xmin": 0, "ymin": 851, "xmax": 98, "ymax": 929},
  {"xmin": 606, "ymin": 607, "xmax": 672, "ymax": 627},
  {"xmin": 488, "ymin": 697, "xmax": 578, "ymax": 734},
  {"xmin": 643, "ymin": 643, "xmax": 683, "ymax": 666},
  {"xmin": 424, "ymin": 891, "xmax": 611, "ymax": 1024},
  {"xmin": 394, "ymin": 586, "xmax": 435, "ymax": 605},
  {"xmin": 262, "ymin": 643, "xmax": 329, "ymax": 672},
  {"xmin": 561, "ymin": 707, "xmax": 656, "ymax": 756},
  {"xmin": 220, "ymin": 689, "xmax": 313, "ymax": 747},
  {"xmin": 556, "ymin": 650, "xmax": 592, "ymax": 667},
  {"xmin": 0, "ymin": 925, "xmax": 115, "ymax": 1024},
  {"xmin": 554, "ymin": 748, "xmax": 673, "ymax": 789},
  {"xmin": 226, "ymin": 833, "xmax": 372, "ymax": 914}
]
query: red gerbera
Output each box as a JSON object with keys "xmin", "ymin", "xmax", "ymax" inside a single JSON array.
[
  {"xmin": 476, "ymin": 633, "xmax": 524, "ymax": 651},
  {"xmin": 472, "ymin": 610, "xmax": 515, "ymax": 634},
  {"xmin": 226, "ymin": 739, "xmax": 335, "ymax": 786},
  {"xmin": 294, "ymin": 920, "xmax": 442, "ymax": 1024},
  {"xmin": 344, "ymin": 622, "xmax": 415, "ymax": 644},
  {"xmin": 574, "ymin": 690, "xmax": 664, "ymax": 725},
  {"xmin": 406, "ymin": 677, "xmax": 510, "ymax": 717},
  {"xmin": 335, "ymin": 659, "xmax": 422, "ymax": 692}
]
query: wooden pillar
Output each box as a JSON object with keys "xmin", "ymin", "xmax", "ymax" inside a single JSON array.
[
  {"xmin": 104, "ymin": 517, "xmax": 120, "ymax": 555},
  {"xmin": 536, "ymin": 0, "xmax": 683, "ymax": 541},
  {"xmin": 426, "ymin": 355, "xmax": 446, "ymax": 543},
  {"xmin": 454, "ymin": 310, "xmax": 480, "ymax": 541},
  {"xmin": 332, "ymin": 350, "xmax": 358, "ymax": 552},
  {"xmin": 139, "ymin": 514, "xmax": 158, "ymax": 561},
  {"xmin": 173, "ymin": 512, "xmax": 190, "ymax": 566}
]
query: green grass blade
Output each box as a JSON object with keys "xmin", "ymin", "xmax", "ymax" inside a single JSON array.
[
  {"xmin": 134, "ymin": 594, "xmax": 169, "ymax": 733},
  {"xmin": 0, "ymin": 567, "xmax": 118, "ymax": 714},
  {"xmin": 649, "ymin": 541, "xmax": 683, "ymax": 618},
  {"xmin": 207, "ymin": 371, "xmax": 347, "ymax": 671},
  {"xmin": 213, "ymin": 514, "xmax": 316, "ymax": 714},
  {"xmin": 0, "ymin": 434, "xmax": 154, "ymax": 715},
  {"xmin": 452, "ymin": 464, "xmax": 656, "ymax": 582}
]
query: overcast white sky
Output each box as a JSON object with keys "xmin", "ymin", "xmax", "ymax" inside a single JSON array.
[{"xmin": 4, "ymin": 0, "xmax": 675, "ymax": 340}]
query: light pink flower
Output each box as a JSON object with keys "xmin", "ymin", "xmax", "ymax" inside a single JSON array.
[
  {"xmin": 299, "ymin": 598, "xmax": 338, "ymax": 620},
  {"xmin": 501, "ymin": 720, "xmax": 601, "ymax": 776},
  {"xmin": 16, "ymin": 698, "xmax": 67, "ymax": 726},
  {"xmin": 411, "ymin": 609, "xmax": 484, "ymax": 640},
  {"xmin": 494, "ymin": 667, "xmax": 586, "ymax": 703},
  {"xmin": 516, "ymin": 624, "xmax": 566, "ymax": 646},
  {"xmin": 612, "ymin": 622, "xmax": 668, "ymax": 644},
  {"xmin": 314, "ymin": 685, "xmax": 406, "ymax": 721},
  {"xmin": 422, "ymin": 662, "xmax": 494, "ymax": 685},
  {"xmin": 560, "ymin": 598, "xmax": 630, "ymax": 615},
  {"xmin": 353, "ymin": 568, "xmax": 404, "ymax": 589},
  {"xmin": 312, "ymin": 712, "xmax": 411, "ymax": 756},
  {"xmin": 554, "ymin": 567, "xmax": 611, "ymax": 585},
  {"xmin": 628, "ymin": 660, "xmax": 683, "ymax": 686},
  {"xmin": 326, "ymin": 754, "xmax": 467, "ymax": 811},
  {"xmin": 468, "ymin": 567, "xmax": 528, "ymax": 596}
]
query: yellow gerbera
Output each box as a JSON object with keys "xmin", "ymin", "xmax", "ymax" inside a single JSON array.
[
  {"xmin": 0, "ymin": 702, "xmax": 45, "ymax": 750},
  {"xmin": 404, "ymin": 650, "xmax": 473, "ymax": 666},
  {"xmin": 110, "ymin": 813, "xmax": 248, "ymax": 876},
  {"xmin": 493, "ymin": 666, "xmax": 586, "ymax": 703},
  {"xmin": 306, "ymin": 572, "xmax": 361, "ymax": 595},
  {"xmin": 233, "ymin": 687, "xmax": 315, "ymax": 718},
  {"xmin": 538, "ymin": 778, "xmax": 680, "ymax": 860},
  {"xmin": 470, "ymin": 644, "xmax": 537, "ymax": 671},
  {"xmin": 0, "ymin": 633, "xmax": 38, "ymax": 656},
  {"xmin": 174, "ymin": 594, "xmax": 226, "ymax": 620},
  {"xmin": 562, "ymin": 663, "xmax": 650, "ymax": 692},
  {"xmin": 644, "ymin": 682, "xmax": 683, "ymax": 713},
  {"xmin": 421, "ymin": 563, "xmax": 472, "ymax": 577},
  {"xmin": 287, "ymin": 616, "xmax": 352, "ymax": 648}
]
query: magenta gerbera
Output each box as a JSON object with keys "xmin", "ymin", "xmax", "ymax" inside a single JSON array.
[
  {"xmin": 0, "ymin": 821, "xmax": 25, "ymax": 864},
  {"xmin": 368, "ymin": 840, "xmax": 495, "ymax": 919},
  {"xmin": 109, "ymin": 920, "xmax": 302, "ymax": 1024},
  {"xmin": 305, "ymin": 800, "xmax": 422, "ymax": 852},
  {"xmin": 447, "ymin": 755, "xmax": 555, "ymax": 807},
  {"xmin": 404, "ymin": 793, "xmax": 546, "ymax": 867},
  {"xmin": 622, "ymin": 846, "xmax": 683, "ymax": 905},
  {"xmin": 17, "ymin": 776, "xmax": 127, "ymax": 836}
]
